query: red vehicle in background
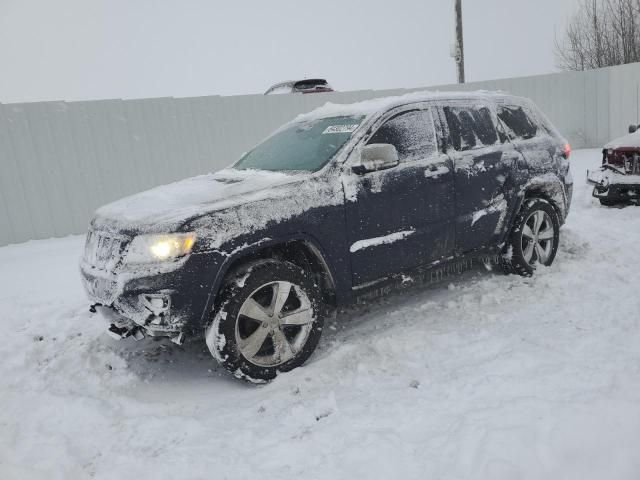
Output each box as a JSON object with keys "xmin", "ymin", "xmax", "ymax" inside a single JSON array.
[{"xmin": 588, "ymin": 124, "xmax": 640, "ymax": 206}]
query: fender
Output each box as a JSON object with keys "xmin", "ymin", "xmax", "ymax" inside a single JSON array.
[
  {"xmin": 196, "ymin": 232, "xmax": 347, "ymax": 327},
  {"xmin": 498, "ymin": 193, "xmax": 526, "ymax": 246},
  {"xmin": 498, "ymin": 173, "xmax": 568, "ymax": 246}
]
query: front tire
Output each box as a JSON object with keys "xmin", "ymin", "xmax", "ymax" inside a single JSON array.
[
  {"xmin": 500, "ymin": 198, "xmax": 560, "ymax": 277},
  {"xmin": 205, "ymin": 259, "xmax": 325, "ymax": 382}
]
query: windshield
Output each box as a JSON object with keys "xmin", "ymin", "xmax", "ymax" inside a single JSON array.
[{"xmin": 234, "ymin": 115, "xmax": 364, "ymax": 172}]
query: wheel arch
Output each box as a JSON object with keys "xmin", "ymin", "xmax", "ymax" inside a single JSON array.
[
  {"xmin": 499, "ymin": 194, "xmax": 561, "ymax": 276},
  {"xmin": 500, "ymin": 179, "xmax": 566, "ymax": 246},
  {"xmin": 198, "ymin": 234, "xmax": 338, "ymax": 327},
  {"xmin": 522, "ymin": 185, "xmax": 565, "ymax": 221}
]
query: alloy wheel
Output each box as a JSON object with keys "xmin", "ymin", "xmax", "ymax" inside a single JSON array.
[
  {"xmin": 235, "ymin": 281, "xmax": 315, "ymax": 367},
  {"xmin": 521, "ymin": 210, "xmax": 555, "ymax": 266}
]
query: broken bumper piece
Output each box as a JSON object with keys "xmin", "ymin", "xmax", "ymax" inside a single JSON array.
[
  {"xmin": 90, "ymin": 301, "xmax": 186, "ymax": 345},
  {"xmin": 107, "ymin": 323, "xmax": 145, "ymax": 341}
]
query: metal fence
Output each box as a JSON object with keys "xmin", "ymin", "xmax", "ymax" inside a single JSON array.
[{"xmin": 1, "ymin": 63, "xmax": 639, "ymax": 246}]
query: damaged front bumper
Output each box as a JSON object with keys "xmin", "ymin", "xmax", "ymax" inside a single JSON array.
[
  {"xmin": 587, "ymin": 166, "xmax": 640, "ymax": 203},
  {"xmin": 80, "ymin": 252, "xmax": 216, "ymax": 345},
  {"xmin": 89, "ymin": 295, "xmax": 185, "ymax": 345}
]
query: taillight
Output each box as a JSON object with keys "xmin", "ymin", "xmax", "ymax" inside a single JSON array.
[{"xmin": 562, "ymin": 143, "xmax": 571, "ymax": 159}]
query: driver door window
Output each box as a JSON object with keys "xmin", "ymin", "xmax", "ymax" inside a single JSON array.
[{"xmin": 367, "ymin": 109, "xmax": 437, "ymax": 162}]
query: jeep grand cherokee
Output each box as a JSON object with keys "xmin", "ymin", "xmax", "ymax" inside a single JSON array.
[{"xmin": 81, "ymin": 91, "xmax": 572, "ymax": 381}]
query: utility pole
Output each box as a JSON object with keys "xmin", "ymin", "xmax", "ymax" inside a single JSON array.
[{"xmin": 454, "ymin": 0, "xmax": 465, "ymax": 84}]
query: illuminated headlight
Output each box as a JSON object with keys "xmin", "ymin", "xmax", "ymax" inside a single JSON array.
[{"xmin": 126, "ymin": 233, "xmax": 196, "ymax": 264}]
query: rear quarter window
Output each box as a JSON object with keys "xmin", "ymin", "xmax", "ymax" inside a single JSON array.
[{"xmin": 497, "ymin": 105, "xmax": 539, "ymax": 140}]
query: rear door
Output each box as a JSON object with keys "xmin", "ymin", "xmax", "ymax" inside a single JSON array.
[
  {"xmin": 441, "ymin": 101, "xmax": 519, "ymax": 254},
  {"xmin": 343, "ymin": 104, "xmax": 455, "ymax": 286}
]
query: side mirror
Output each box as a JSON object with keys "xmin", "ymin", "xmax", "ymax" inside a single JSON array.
[
  {"xmin": 629, "ymin": 124, "xmax": 638, "ymax": 134},
  {"xmin": 352, "ymin": 144, "xmax": 399, "ymax": 174}
]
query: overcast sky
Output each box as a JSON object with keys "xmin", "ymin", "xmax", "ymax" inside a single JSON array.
[{"xmin": 0, "ymin": 0, "xmax": 581, "ymax": 104}]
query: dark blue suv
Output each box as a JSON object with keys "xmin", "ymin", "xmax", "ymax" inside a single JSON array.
[{"xmin": 81, "ymin": 91, "xmax": 573, "ymax": 381}]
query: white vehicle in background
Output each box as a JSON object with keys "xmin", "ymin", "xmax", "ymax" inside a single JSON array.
[{"xmin": 264, "ymin": 79, "xmax": 334, "ymax": 95}]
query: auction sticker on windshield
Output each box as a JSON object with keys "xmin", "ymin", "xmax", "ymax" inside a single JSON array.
[{"xmin": 323, "ymin": 124, "xmax": 359, "ymax": 134}]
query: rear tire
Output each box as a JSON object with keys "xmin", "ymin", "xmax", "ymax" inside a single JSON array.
[
  {"xmin": 205, "ymin": 259, "xmax": 325, "ymax": 382},
  {"xmin": 500, "ymin": 198, "xmax": 560, "ymax": 277}
]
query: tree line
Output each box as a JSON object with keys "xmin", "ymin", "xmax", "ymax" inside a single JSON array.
[{"xmin": 556, "ymin": 0, "xmax": 640, "ymax": 70}]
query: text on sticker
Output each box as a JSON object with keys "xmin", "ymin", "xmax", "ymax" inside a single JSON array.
[{"xmin": 322, "ymin": 124, "xmax": 359, "ymax": 134}]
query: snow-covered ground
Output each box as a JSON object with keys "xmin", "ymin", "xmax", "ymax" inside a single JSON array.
[{"xmin": 1, "ymin": 149, "xmax": 640, "ymax": 480}]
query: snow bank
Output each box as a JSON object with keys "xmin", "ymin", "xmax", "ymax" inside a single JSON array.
[{"xmin": 1, "ymin": 150, "xmax": 640, "ymax": 479}]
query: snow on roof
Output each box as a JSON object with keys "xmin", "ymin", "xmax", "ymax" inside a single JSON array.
[
  {"xmin": 605, "ymin": 130, "xmax": 640, "ymax": 149},
  {"xmin": 293, "ymin": 89, "xmax": 513, "ymax": 123}
]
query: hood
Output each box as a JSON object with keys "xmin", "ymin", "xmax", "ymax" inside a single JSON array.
[
  {"xmin": 92, "ymin": 169, "xmax": 307, "ymax": 233},
  {"xmin": 605, "ymin": 131, "xmax": 640, "ymax": 150}
]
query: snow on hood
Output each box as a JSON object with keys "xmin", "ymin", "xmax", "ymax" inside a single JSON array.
[
  {"xmin": 93, "ymin": 168, "xmax": 305, "ymax": 233},
  {"xmin": 605, "ymin": 131, "xmax": 640, "ymax": 150}
]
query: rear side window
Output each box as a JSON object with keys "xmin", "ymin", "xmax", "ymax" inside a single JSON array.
[
  {"xmin": 444, "ymin": 106, "xmax": 499, "ymax": 151},
  {"xmin": 368, "ymin": 109, "xmax": 437, "ymax": 162},
  {"xmin": 497, "ymin": 105, "xmax": 538, "ymax": 140}
]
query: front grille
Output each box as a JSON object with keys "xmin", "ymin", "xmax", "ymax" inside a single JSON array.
[
  {"xmin": 82, "ymin": 272, "xmax": 120, "ymax": 304},
  {"xmin": 83, "ymin": 230, "xmax": 128, "ymax": 272}
]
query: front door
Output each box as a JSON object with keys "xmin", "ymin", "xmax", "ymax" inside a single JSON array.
[{"xmin": 343, "ymin": 105, "xmax": 456, "ymax": 286}]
